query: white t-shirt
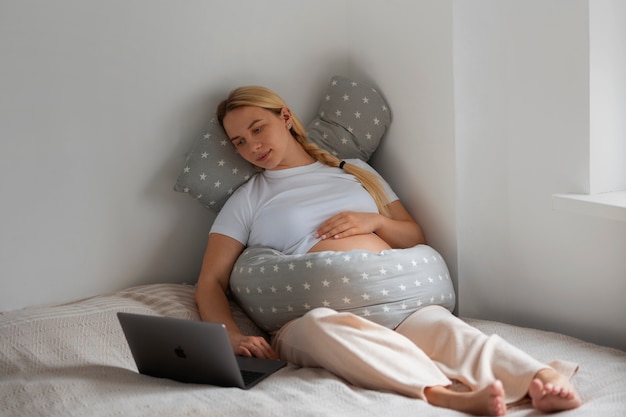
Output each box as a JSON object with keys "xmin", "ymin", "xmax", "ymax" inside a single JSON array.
[{"xmin": 210, "ymin": 159, "xmax": 398, "ymax": 255}]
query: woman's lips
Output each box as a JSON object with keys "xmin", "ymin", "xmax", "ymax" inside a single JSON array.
[{"xmin": 256, "ymin": 150, "xmax": 271, "ymax": 163}]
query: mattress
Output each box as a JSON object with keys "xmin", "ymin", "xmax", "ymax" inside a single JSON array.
[{"xmin": 1, "ymin": 283, "xmax": 624, "ymax": 416}]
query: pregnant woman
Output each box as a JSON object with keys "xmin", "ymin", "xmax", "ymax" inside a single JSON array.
[{"xmin": 194, "ymin": 85, "xmax": 581, "ymax": 416}]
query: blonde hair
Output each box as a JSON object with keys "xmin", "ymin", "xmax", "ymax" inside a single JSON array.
[{"xmin": 217, "ymin": 86, "xmax": 390, "ymax": 216}]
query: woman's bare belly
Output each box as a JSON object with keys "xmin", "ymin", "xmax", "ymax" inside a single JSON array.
[{"xmin": 308, "ymin": 233, "xmax": 391, "ymax": 253}]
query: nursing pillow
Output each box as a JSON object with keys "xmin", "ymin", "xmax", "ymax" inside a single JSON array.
[
  {"xmin": 173, "ymin": 76, "xmax": 391, "ymax": 211},
  {"xmin": 229, "ymin": 245, "xmax": 456, "ymax": 333}
]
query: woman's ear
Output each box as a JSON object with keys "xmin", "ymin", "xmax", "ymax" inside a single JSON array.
[
  {"xmin": 281, "ymin": 106, "xmax": 292, "ymax": 122},
  {"xmin": 281, "ymin": 107, "xmax": 293, "ymax": 130}
]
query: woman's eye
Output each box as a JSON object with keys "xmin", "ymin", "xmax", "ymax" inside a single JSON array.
[{"xmin": 253, "ymin": 126, "xmax": 263, "ymax": 134}]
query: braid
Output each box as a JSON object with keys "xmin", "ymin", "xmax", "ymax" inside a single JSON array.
[{"xmin": 301, "ymin": 141, "xmax": 338, "ymax": 166}]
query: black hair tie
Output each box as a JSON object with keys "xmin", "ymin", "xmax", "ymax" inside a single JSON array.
[{"xmin": 339, "ymin": 161, "xmax": 346, "ymax": 169}]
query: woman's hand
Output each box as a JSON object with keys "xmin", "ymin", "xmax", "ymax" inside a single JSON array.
[
  {"xmin": 315, "ymin": 202, "xmax": 426, "ymax": 249},
  {"xmin": 315, "ymin": 211, "xmax": 381, "ymax": 240},
  {"xmin": 230, "ymin": 332, "xmax": 279, "ymax": 360}
]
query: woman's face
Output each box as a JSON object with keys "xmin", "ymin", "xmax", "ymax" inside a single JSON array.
[{"xmin": 222, "ymin": 106, "xmax": 293, "ymax": 170}]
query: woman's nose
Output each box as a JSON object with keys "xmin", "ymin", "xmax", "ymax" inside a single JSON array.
[{"xmin": 248, "ymin": 139, "xmax": 262, "ymax": 152}]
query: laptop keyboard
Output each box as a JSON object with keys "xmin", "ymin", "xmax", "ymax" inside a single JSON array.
[{"xmin": 240, "ymin": 370, "xmax": 266, "ymax": 385}]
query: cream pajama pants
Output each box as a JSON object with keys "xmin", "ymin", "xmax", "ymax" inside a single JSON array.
[{"xmin": 272, "ymin": 305, "xmax": 575, "ymax": 404}]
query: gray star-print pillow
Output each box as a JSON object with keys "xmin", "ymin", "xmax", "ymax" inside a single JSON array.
[
  {"xmin": 306, "ymin": 76, "xmax": 390, "ymax": 161},
  {"xmin": 173, "ymin": 76, "xmax": 391, "ymax": 212},
  {"xmin": 229, "ymin": 245, "xmax": 456, "ymax": 333},
  {"xmin": 173, "ymin": 118, "xmax": 258, "ymax": 211}
]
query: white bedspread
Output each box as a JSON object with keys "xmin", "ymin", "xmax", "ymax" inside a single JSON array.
[{"xmin": 1, "ymin": 283, "xmax": 625, "ymax": 417}]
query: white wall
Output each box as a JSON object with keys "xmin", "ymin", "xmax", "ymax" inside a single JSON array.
[
  {"xmin": 1, "ymin": 0, "xmax": 624, "ymax": 351},
  {"xmin": 0, "ymin": 0, "xmax": 349, "ymax": 310},
  {"xmin": 454, "ymin": 0, "xmax": 626, "ymax": 350},
  {"xmin": 348, "ymin": 0, "xmax": 458, "ymax": 291},
  {"xmin": 590, "ymin": 0, "xmax": 626, "ymax": 194}
]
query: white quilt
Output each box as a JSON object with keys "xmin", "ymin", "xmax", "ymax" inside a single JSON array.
[{"xmin": 1, "ymin": 283, "xmax": 625, "ymax": 417}]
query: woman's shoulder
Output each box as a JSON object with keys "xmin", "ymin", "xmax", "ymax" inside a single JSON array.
[
  {"xmin": 235, "ymin": 171, "xmax": 267, "ymax": 191},
  {"xmin": 218, "ymin": 172, "xmax": 262, "ymax": 208}
]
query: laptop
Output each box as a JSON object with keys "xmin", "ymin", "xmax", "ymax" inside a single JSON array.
[{"xmin": 117, "ymin": 312, "xmax": 287, "ymax": 389}]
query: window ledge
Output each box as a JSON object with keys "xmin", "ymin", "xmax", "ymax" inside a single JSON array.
[{"xmin": 552, "ymin": 191, "xmax": 626, "ymax": 222}]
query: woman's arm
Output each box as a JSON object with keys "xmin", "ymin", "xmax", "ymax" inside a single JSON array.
[
  {"xmin": 376, "ymin": 200, "xmax": 426, "ymax": 248},
  {"xmin": 195, "ymin": 233, "xmax": 278, "ymax": 359},
  {"xmin": 315, "ymin": 200, "xmax": 426, "ymax": 249}
]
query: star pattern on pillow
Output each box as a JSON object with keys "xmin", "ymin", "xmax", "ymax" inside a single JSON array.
[
  {"xmin": 307, "ymin": 76, "xmax": 391, "ymax": 162},
  {"xmin": 174, "ymin": 118, "xmax": 257, "ymax": 211},
  {"xmin": 230, "ymin": 246, "xmax": 455, "ymax": 333},
  {"xmin": 174, "ymin": 76, "xmax": 391, "ymax": 212}
]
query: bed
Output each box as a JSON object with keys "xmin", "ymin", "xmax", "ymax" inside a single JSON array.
[
  {"xmin": 3, "ymin": 76, "xmax": 625, "ymax": 416},
  {"xmin": 1, "ymin": 282, "xmax": 625, "ymax": 417}
]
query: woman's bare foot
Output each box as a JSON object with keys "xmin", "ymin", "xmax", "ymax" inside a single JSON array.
[
  {"xmin": 425, "ymin": 380, "xmax": 507, "ymax": 416},
  {"xmin": 529, "ymin": 369, "xmax": 582, "ymax": 412}
]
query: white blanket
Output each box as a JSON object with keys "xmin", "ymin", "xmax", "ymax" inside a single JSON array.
[{"xmin": 1, "ymin": 283, "xmax": 625, "ymax": 417}]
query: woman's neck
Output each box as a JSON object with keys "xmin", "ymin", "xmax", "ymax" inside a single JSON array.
[{"xmin": 270, "ymin": 140, "xmax": 315, "ymax": 170}]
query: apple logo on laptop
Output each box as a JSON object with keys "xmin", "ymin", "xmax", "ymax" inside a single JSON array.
[{"xmin": 174, "ymin": 345, "xmax": 187, "ymax": 359}]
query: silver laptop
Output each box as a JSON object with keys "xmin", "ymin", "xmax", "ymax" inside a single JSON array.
[{"xmin": 117, "ymin": 312, "xmax": 287, "ymax": 389}]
